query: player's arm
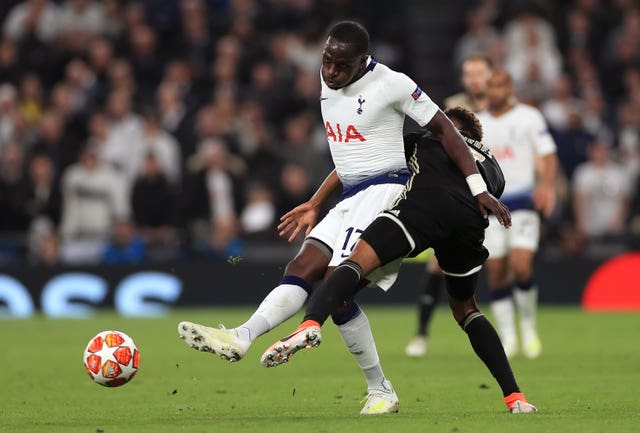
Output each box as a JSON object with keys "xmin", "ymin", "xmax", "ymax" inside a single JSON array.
[
  {"xmin": 278, "ymin": 169, "xmax": 341, "ymax": 242},
  {"xmin": 534, "ymin": 152, "xmax": 558, "ymax": 217},
  {"xmin": 426, "ymin": 110, "xmax": 511, "ymax": 227},
  {"xmin": 528, "ymin": 109, "xmax": 558, "ymax": 217}
]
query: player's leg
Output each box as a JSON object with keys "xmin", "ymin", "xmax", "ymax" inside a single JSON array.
[
  {"xmin": 332, "ymin": 299, "xmax": 399, "ymax": 414},
  {"xmin": 262, "ymin": 213, "xmax": 414, "ymax": 364},
  {"xmin": 442, "ymin": 270, "xmax": 536, "ymax": 413},
  {"xmin": 510, "ymin": 247, "xmax": 541, "ymax": 358},
  {"xmin": 406, "ymin": 258, "xmax": 444, "ymax": 357},
  {"xmin": 178, "ymin": 240, "xmax": 329, "ymax": 361},
  {"xmin": 508, "ymin": 210, "xmax": 542, "ymax": 358},
  {"xmin": 484, "ymin": 217, "xmax": 518, "ymax": 357}
]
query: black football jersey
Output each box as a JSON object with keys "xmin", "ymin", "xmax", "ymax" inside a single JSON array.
[{"xmin": 402, "ymin": 130, "xmax": 505, "ymax": 203}]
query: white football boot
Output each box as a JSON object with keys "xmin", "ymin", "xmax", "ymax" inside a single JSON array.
[
  {"xmin": 405, "ymin": 335, "xmax": 428, "ymax": 358},
  {"xmin": 178, "ymin": 321, "xmax": 248, "ymax": 362},
  {"xmin": 360, "ymin": 381, "xmax": 400, "ymax": 414}
]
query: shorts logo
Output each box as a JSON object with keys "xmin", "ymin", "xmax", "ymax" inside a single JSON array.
[{"xmin": 411, "ymin": 86, "xmax": 423, "ymax": 100}]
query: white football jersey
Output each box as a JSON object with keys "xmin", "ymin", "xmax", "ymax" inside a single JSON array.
[
  {"xmin": 320, "ymin": 58, "xmax": 439, "ymax": 188},
  {"xmin": 476, "ymin": 103, "xmax": 556, "ymax": 199}
]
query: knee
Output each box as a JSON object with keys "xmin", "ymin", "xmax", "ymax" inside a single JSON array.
[
  {"xmin": 512, "ymin": 263, "xmax": 532, "ymax": 283},
  {"xmin": 448, "ymin": 297, "xmax": 478, "ymax": 324},
  {"xmin": 284, "ymin": 252, "xmax": 327, "ymax": 282}
]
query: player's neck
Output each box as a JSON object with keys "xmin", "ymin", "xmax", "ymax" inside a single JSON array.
[{"xmin": 489, "ymin": 101, "xmax": 514, "ymax": 117}]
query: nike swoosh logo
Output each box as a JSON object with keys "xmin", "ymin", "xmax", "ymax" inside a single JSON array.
[{"xmin": 320, "ymin": 97, "xmax": 328, "ymax": 101}]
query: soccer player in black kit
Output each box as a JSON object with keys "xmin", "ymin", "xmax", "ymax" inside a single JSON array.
[{"xmin": 262, "ymin": 107, "xmax": 538, "ymax": 414}]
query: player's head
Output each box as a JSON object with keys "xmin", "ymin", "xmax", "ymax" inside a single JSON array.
[
  {"xmin": 461, "ymin": 54, "xmax": 492, "ymax": 98},
  {"xmin": 321, "ymin": 21, "xmax": 369, "ymax": 89},
  {"xmin": 486, "ymin": 69, "xmax": 513, "ymax": 110},
  {"xmin": 445, "ymin": 107, "xmax": 483, "ymax": 141}
]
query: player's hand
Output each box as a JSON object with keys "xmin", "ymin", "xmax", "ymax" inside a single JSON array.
[
  {"xmin": 277, "ymin": 201, "xmax": 321, "ymax": 243},
  {"xmin": 533, "ymin": 184, "xmax": 556, "ymax": 218},
  {"xmin": 476, "ymin": 191, "xmax": 511, "ymax": 228}
]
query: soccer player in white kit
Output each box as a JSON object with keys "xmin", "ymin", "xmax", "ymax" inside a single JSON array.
[
  {"xmin": 178, "ymin": 21, "xmax": 504, "ymax": 414},
  {"xmin": 477, "ymin": 70, "xmax": 558, "ymax": 359}
]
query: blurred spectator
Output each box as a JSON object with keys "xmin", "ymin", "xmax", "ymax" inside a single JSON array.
[
  {"xmin": 183, "ymin": 137, "xmax": 245, "ymax": 242},
  {"xmin": 24, "ymin": 153, "xmax": 60, "ymax": 225},
  {"xmin": 55, "ymin": 0, "xmax": 106, "ymax": 53},
  {"xmin": 286, "ymin": 67, "xmax": 321, "ymax": 118},
  {"xmin": 132, "ymin": 153, "xmax": 175, "ymax": 233},
  {"xmin": 279, "ymin": 111, "xmax": 330, "ymax": 185},
  {"xmin": 49, "ymin": 82, "xmax": 88, "ymax": 165},
  {"xmin": 18, "ymin": 72, "xmax": 43, "ymax": 128},
  {"xmin": 0, "ymin": 83, "xmax": 20, "ymax": 147},
  {"xmin": 3, "ymin": 0, "xmax": 58, "ymax": 43},
  {"xmin": 200, "ymin": 214, "xmax": 244, "ymax": 261},
  {"xmin": 240, "ymin": 183, "xmax": 276, "ymax": 239},
  {"xmin": 549, "ymin": 110, "xmax": 593, "ymax": 181},
  {"xmin": 131, "ymin": 108, "xmax": 181, "ymax": 185},
  {"xmin": 64, "ymin": 58, "xmax": 100, "ymax": 114},
  {"xmin": 59, "ymin": 146, "xmax": 129, "ymax": 263},
  {"xmin": 27, "ymin": 218, "xmax": 59, "ymax": 266},
  {"xmin": 573, "ymin": 140, "xmax": 631, "ymax": 239},
  {"xmin": 617, "ymin": 100, "xmax": 640, "ymax": 179},
  {"xmin": 175, "ymin": 0, "xmax": 213, "ymax": 79},
  {"xmin": 542, "ymin": 74, "xmax": 583, "ymax": 132},
  {"xmin": 156, "ymin": 80, "xmax": 197, "ymax": 159},
  {"xmin": 127, "ymin": 24, "xmax": 162, "ymax": 103},
  {"xmin": 454, "ymin": 8, "xmax": 500, "ymax": 69},
  {"xmin": 0, "ymin": 142, "xmax": 29, "ymax": 231},
  {"xmin": 0, "ymin": 38, "xmax": 24, "ymax": 85},
  {"xmin": 87, "ymin": 36, "xmax": 114, "ymax": 98},
  {"xmin": 31, "ymin": 110, "xmax": 71, "ymax": 172},
  {"xmin": 276, "ymin": 162, "xmax": 313, "ymax": 217},
  {"xmin": 101, "ymin": 89, "xmax": 142, "ymax": 175},
  {"xmin": 107, "ymin": 59, "xmax": 136, "ymax": 96},
  {"xmin": 444, "ymin": 54, "xmax": 492, "ymax": 112},
  {"xmin": 504, "ymin": 6, "xmax": 561, "ymax": 103},
  {"xmin": 101, "ymin": 220, "xmax": 145, "ymax": 264}
]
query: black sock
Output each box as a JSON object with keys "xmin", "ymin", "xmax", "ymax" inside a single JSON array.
[
  {"xmin": 417, "ymin": 271, "xmax": 444, "ymax": 336},
  {"xmin": 460, "ymin": 311, "xmax": 519, "ymax": 397},
  {"xmin": 304, "ymin": 260, "xmax": 363, "ymax": 325}
]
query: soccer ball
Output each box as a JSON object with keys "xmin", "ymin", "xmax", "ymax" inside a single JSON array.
[{"xmin": 83, "ymin": 330, "xmax": 140, "ymax": 387}]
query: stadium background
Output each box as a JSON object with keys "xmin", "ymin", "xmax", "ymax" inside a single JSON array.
[{"xmin": 0, "ymin": 0, "xmax": 638, "ymax": 316}]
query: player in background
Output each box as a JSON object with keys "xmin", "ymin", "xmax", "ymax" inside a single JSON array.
[
  {"xmin": 262, "ymin": 108, "xmax": 537, "ymax": 414},
  {"xmin": 405, "ymin": 54, "xmax": 493, "ymax": 357},
  {"xmin": 478, "ymin": 70, "xmax": 558, "ymax": 359},
  {"xmin": 177, "ymin": 21, "xmax": 492, "ymax": 414}
]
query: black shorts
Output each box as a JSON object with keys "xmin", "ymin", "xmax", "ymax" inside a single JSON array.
[{"xmin": 360, "ymin": 188, "xmax": 489, "ymax": 276}]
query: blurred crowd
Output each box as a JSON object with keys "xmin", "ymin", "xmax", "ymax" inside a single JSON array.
[{"xmin": 0, "ymin": 0, "xmax": 638, "ymax": 266}]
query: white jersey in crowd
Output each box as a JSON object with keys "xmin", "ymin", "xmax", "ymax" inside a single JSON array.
[
  {"xmin": 320, "ymin": 57, "xmax": 439, "ymax": 189},
  {"xmin": 476, "ymin": 103, "xmax": 556, "ymax": 205}
]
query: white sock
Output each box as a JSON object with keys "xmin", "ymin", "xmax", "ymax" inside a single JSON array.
[
  {"xmin": 490, "ymin": 297, "xmax": 517, "ymax": 345},
  {"xmin": 336, "ymin": 309, "xmax": 389, "ymax": 392},
  {"xmin": 513, "ymin": 286, "xmax": 538, "ymax": 339},
  {"xmin": 235, "ymin": 284, "xmax": 308, "ymax": 345}
]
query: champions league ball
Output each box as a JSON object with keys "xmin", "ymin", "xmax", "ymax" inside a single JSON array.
[{"xmin": 83, "ymin": 330, "xmax": 140, "ymax": 387}]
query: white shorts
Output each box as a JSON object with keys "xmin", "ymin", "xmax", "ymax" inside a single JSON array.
[
  {"xmin": 484, "ymin": 209, "xmax": 540, "ymax": 258},
  {"xmin": 307, "ymin": 183, "xmax": 405, "ymax": 290}
]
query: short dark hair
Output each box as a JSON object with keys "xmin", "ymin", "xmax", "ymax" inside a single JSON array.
[
  {"xmin": 327, "ymin": 21, "xmax": 369, "ymax": 56},
  {"xmin": 463, "ymin": 54, "xmax": 493, "ymax": 69},
  {"xmin": 444, "ymin": 107, "xmax": 483, "ymax": 141}
]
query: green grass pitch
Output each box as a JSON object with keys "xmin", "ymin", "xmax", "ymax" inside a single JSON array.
[{"xmin": 1, "ymin": 306, "xmax": 639, "ymax": 433}]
